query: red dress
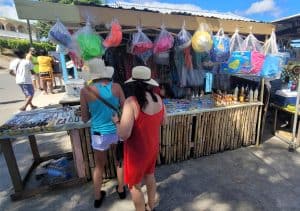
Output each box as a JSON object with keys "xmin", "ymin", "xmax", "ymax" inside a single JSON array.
[{"xmin": 124, "ymin": 98, "xmax": 164, "ymax": 187}]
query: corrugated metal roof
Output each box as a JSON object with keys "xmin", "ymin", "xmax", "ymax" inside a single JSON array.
[
  {"xmin": 272, "ymin": 13, "xmax": 300, "ymax": 23},
  {"xmin": 104, "ymin": 2, "xmax": 255, "ymax": 22}
]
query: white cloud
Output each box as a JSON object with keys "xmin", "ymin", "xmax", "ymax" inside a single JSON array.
[
  {"xmin": 245, "ymin": 0, "xmax": 281, "ymax": 16},
  {"xmin": 0, "ymin": 4, "xmax": 19, "ymax": 20}
]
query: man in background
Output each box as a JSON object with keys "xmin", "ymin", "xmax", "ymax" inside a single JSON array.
[{"xmin": 9, "ymin": 49, "xmax": 37, "ymax": 111}]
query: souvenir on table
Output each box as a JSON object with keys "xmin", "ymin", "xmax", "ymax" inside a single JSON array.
[
  {"xmin": 73, "ymin": 20, "xmax": 105, "ymax": 61},
  {"xmin": 103, "ymin": 19, "xmax": 123, "ymax": 48},
  {"xmin": 192, "ymin": 23, "xmax": 213, "ymax": 53},
  {"xmin": 211, "ymin": 28, "xmax": 230, "ymax": 62},
  {"xmin": 0, "ymin": 107, "xmax": 82, "ymax": 138},
  {"xmin": 48, "ymin": 19, "xmax": 72, "ymax": 48}
]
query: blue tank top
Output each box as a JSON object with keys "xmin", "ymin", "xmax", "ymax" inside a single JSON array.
[{"xmin": 88, "ymin": 82, "xmax": 119, "ymax": 135}]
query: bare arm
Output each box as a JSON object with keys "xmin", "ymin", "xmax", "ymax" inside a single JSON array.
[
  {"xmin": 113, "ymin": 99, "xmax": 135, "ymax": 140},
  {"xmin": 80, "ymin": 88, "xmax": 90, "ymax": 123}
]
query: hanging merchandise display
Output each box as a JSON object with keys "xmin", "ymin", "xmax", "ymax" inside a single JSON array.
[
  {"xmin": 103, "ymin": 19, "xmax": 123, "ymax": 48},
  {"xmin": 131, "ymin": 27, "xmax": 153, "ymax": 63},
  {"xmin": 243, "ymin": 32, "xmax": 265, "ymax": 74},
  {"xmin": 222, "ymin": 29, "xmax": 251, "ymax": 74},
  {"xmin": 192, "ymin": 23, "xmax": 213, "ymax": 53},
  {"xmin": 48, "ymin": 19, "xmax": 72, "ymax": 48},
  {"xmin": 175, "ymin": 24, "xmax": 192, "ymax": 50},
  {"xmin": 221, "ymin": 51, "xmax": 251, "ymax": 74},
  {"xmin": 230, "ymin": 29, "xmax": 244, "ymax": 53},
  {"xmin": 261, "ymin": 30, "xmax": 281, "ymax": 78},
  {"xmin": 205, "ymin": 72, "xmax": 213, "ymax": 93},
  {"xmin": 211, "ymin": 28, "xmax": 230, "ymax": 62},
  {"xmin": 153, "ymin": 25, "xmax": 174, "ymax": 54},
  {"xmin": 73, "ymin": 20, "xmax": 105, "ymax": 61}
]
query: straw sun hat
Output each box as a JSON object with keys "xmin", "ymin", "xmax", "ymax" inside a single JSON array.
[
  {"xmin": 125, "ymin": 66, "xmax": 159, "ymax": 87},
  {"xmin": 85, "ymin": 58, "xmax": 114, "ymax": 81}
]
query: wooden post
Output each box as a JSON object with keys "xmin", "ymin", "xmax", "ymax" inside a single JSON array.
[
  {"xmin": 69, "ymin": 129, "xmax": 86, "ymax": 178},
  {"xmin": 1, "ymin": 140, "xmax": 23, "ymax": 192},
  {"xmin": 256, "ymin": 78, "xmax": 265, "ymax": 146},
  {"xmin": 28, "ymin": 135, "xmax": 41, "ymax": 162},
  {"xmin": 26, "ymin": 19, "xmax": 33, "ymax": 47}
]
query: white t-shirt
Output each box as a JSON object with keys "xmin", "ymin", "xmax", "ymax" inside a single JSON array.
[{"xmin": 9, "ymin": 58, "xmax": 34, "ymax": 84}]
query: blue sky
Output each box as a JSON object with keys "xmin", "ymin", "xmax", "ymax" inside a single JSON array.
[{"xmin": 1, "ymin": 0, "xmax": 299, "ymax": 22}]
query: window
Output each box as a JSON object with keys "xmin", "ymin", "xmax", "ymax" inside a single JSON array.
[
  {"xmin": 9, "ymin": 26, "xmax": 16, "ymax": 32},
  {"xmin": 18, "ymin": 25, "xmax": 26, "ymax": 33}
]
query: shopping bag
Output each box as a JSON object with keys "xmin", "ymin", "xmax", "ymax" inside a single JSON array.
[
  {"xmin": 153, "ymin": 25, "xmax": 174, "ymax": 54},
  {"xmin": 48, "ymin": 19, "xmax": 72, "ymax": 48},
  {"xmin": 192, "ymin": 23, "xmax": 213, "ymax": 53},
  {"xmin": 211, "ymin": 28, "xmax": 230, "ymax": 62},
  {"xmin": 103, "ymin": 19, "xmax": 122, "ymax": 48}
]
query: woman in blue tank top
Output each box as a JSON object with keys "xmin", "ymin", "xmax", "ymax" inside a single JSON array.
[{"xmin": 80, "ymin": 58, "xmax": 126, "ymax": 208}]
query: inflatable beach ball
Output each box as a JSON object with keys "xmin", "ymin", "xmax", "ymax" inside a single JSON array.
[{"xmin": 192, "ymin": 31, "xmax": 213, "ymax": 52}]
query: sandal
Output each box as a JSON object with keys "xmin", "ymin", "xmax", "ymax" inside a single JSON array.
[
  {"xmin": 145, "ymin": 203, "xmax": 156, "ymax": 211},
  {"xmin": 31, "ymin": 105, "xmax": 38, "ymax": 110},
  {"xmin": 116, "ymin": 185, "xmax": 126, "ymax": 199},
  {"xmin": 94, "ymin": 190, "xmax": 106, "ymax": 208}
]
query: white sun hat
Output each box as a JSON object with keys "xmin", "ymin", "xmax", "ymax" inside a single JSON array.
[
  {"xmin": 125, "ymin": 66, "xmax": 159, "ymax": 87},
  {"xmin": 84, "ymin": 58, "xmax": 114, "ymax": 81}
]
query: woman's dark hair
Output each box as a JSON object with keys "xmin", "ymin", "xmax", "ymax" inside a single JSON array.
[
  {"xmin": 131, "ymin": 81, "xmax": 158, "ymax": 109},
  {"xmin": 40, "ymin": 49, "xmax": 48, "ymax": 56},
  {"xmin": 13, "ymin": 49, "xmax": 25, "ymax": 59}
]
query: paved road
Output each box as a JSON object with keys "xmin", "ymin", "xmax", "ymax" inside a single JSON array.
[{"xmin": 0, "ymin": 71, "xmax": 25, "ymax": 125}]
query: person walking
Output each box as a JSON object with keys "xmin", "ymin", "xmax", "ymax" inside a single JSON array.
[
  {"xmin": 9, "ymin": 49, "xmax": 37, "ymax": 111},
  {"xmin": 112, "ymin": 66, "xmax": 166, "ymax": 211},
  {"xmin": 80, "ymin": 58, "xmax": 126, "ymax": 208},
  {"xmin": 37, "ymin": 49, "xmax": 54, "ymax": 94},
  {"xmin": 26, "ymin": 47, "xmax": 40, "ymax": 90}
]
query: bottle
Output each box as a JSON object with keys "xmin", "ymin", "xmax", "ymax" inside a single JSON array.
[
  {"xmin": 245, "ymin": 85, "xmax": 249, "ymax": 102},
  {"xmin": 234, "ymin": 86, "xmax": 239, "ymax": 102},
  {"xmin": 254, "ymin": 88, "xmax": 259, "ymax": 101},
  {"xmin": 239, "ymin": 86, "xmax": 245, "ymax": 102},
  {"xmin": 249, "ymin": 89, "xmax": 254, "ymax": 102}
]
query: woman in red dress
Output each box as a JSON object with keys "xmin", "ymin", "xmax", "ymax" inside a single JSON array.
[{"xmin": 113, "ymin": 66, "xmax": 166, "ymax": 211}]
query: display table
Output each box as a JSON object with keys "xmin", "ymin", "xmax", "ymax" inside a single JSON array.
[
  {"xmin": 270, "ymin": 103, "xmax": 299, "ymax": 141},
  {"xmin": 0, "ymin": 107, "xmax": 90, "ymax": 201},
  {"xmin": 59, "ymin": 94, "xmax": 80, "ymax": 106}
]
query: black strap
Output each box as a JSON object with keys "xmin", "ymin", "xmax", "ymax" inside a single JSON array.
[{"xmin": 86, "ymin": 85, "xmax": 121, "ymax": 116}]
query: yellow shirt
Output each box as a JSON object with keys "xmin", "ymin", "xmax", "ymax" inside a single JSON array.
[{"xmin": 37, "ymin": 56, "xmax": 53, "ymax": 73}]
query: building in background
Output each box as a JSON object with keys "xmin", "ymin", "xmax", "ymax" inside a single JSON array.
[{"xmin": 0, "ymin": 17, "xmax": 37, "ymax": 41}]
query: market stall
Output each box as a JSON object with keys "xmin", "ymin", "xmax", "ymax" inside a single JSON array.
[
  {"xmin": 8, "ymin": 0, "xmax": 283, "ymax": 196},
  {"xmin": 0, "ymin": 106, "xmax": 90, "ymax": 200}
]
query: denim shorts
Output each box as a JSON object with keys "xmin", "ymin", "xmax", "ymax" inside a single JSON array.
[
  {"xmin": 91, "ymin": 133, "xmax": 119, "ymax": 151},
  {"xmin": 19, "ymin": 84, "xmax": 34, "ymax": 97}
]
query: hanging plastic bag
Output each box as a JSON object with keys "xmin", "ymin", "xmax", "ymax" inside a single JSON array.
[
  {"xmin": 263, "ymin": 30, "xmax": 278, "ymax": 55},
  {"xmin": 261, "ymin": 30, "xmax": 281, "ymax": 78},
  {"xmin": 211, "ymin": 28, "xmax": 230, "ymax": 62},
  {"xmin": 131, "ymin": 27, "xmax": 153, "ymax": 55},
  {"xmin": 221, "ymin": 51, "xmax": 251, "ymax": 74},
  {"xmin": 261, "ymin": 54, "xmax": 281, "ymax": 78},
  {"xmin": 153, "ymin": 25, "xmax": 174, "ymax": 54},
  {"xmin": 48, "ymin": 19, "xmax": 72, "ymax": 48},
  {"xmin": 230, "ymin": 29, "xmax": 243, "ymax": 53},
  {"xmin": 243, "ymin": 32, "xmax": 263, "ymax": 52},
  {"xmin": 73, "ymin": 21, "xmax": 104, "ymax": 61},
  {"xmin": 175, "ymin": 24, "xmax": 192, "ymax": 50},
  {"xmin": 250, "ymin": 51, "xmax": 265, "ymax": 75},
  {"xmin": 192, "ymin": 23, "xmax": 213, "ymax": 53},
  {"xmin": 103, "ymin": 19, "xmax": 122, "ymax": 48}
]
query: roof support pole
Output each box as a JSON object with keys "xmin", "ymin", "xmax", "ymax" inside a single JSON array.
[{"xmin": 26, "ymin": 19, "xmax": 33, "ymax": 46}]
